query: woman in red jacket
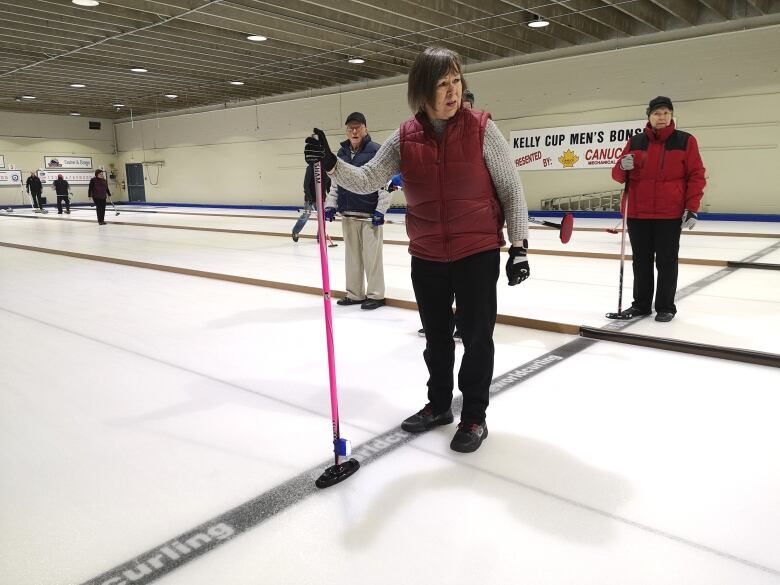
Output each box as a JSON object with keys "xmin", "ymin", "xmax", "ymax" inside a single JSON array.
[
  {"xmin": 611, "ymin": 96, "xmax": 706, "ymax": 322},
  {"xmin": 304, "ymin": 47, "xmax": 529, "ymax": 453}
]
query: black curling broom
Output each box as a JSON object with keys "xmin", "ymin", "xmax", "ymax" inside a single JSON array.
[{"xmin": 606, "ymin": 171, "xmax": 633, "ymax": 320}]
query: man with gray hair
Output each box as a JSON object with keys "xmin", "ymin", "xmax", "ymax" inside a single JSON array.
[{"xmin": 324, "ymin": 112, "xmax": 390, "ymax": 310}]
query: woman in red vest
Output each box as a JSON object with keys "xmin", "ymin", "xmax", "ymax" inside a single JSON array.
[
  {"xmin": 611, "ymin": 96, "xmax": 706, "ymax": 322},
  {"xmin": 304, "ymin": 47, "xmax": 529, "ymax": 453}
]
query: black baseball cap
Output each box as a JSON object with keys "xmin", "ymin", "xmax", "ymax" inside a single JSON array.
[
  {"xmin": 344, "ymin": 112, "xmax": 367, "ymax": 125},
  {"xmin": 646, "ymin": 96, "xmax": 673, "ymax": 116}
]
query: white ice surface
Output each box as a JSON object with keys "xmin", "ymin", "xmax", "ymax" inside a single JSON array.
[{"xmin": 0, "ymin": 212, "xmax": 779, "ymax": 585}]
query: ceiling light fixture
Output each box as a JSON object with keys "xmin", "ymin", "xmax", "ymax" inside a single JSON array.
[
  {"xmin": 70, "ymin": 112, "xmax": 81, "ymax": 116},
  {"xmin": 70, "ymin": 83, "xmax": 86, "ymax": 88},
  {"xmin": 348, "ymin": 57, "xmax": 365, "ymax": 64},
  {"xmin": 229, "ymin": 80, "xmax": 244, "ymax": 85},
  {"xmin": 247, "ymin": 35, "xmax": 267, "ymax": 41},
  {"xmin": 72, "ymin": 0, "xmax": 100, "ymax": 6},
  {"xmin": 528, "ymin": 16, "xmax": 550, "ymax": 28},
  {"xmin": 130, "ymin": 67, "xmax": 148, "ymax": 73},
  {"xmin": 112, "ymin": 103, "xmax": 125, "ymax": 107},
  {"xmin": 20, "ymin": 95, "xmax": 36, "ymax": 100},
  {"xmin": 164, "ymin": 94, "xmax": 178, "ymax": 99}
]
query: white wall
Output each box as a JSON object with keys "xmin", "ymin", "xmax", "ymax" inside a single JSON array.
[
  {"xmin": 0, "ymin": 112, "xmax": 116, "ymax": 206},
  {"xmin": 115, "ymin": 25, "xmax": 780, "ymax": 214}
]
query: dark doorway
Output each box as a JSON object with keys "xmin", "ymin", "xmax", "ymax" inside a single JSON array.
[{"xmin": 126, "ymin": 163, "xmax": 146, "ymax": 202}]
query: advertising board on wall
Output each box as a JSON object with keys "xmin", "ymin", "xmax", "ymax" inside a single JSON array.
[
  {"xmin": 0, "ymin": 154, "xmax": 5, "ymax": 168},
  {"xmin": 44, "ymin": 156, "xmax": 93, "ymax": 169},
  {"xmin": 38, "ymin": 170, "xmax": 94, "ymax": 185},
  {"xmin": 510, "ymin": 120, "xmax": 646, "ymax": 170},
  {"xmin": 0, "ymin": 170, "xmax": 23, "ymax": 186}
]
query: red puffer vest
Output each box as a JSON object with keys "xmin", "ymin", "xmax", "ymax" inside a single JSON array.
[
  {"xmin": 400, "ymin": 108, "xmax": 504, "ymax": 262},
  {"xmin": 612, "ymin": 121, "xmax": 706, "ymax": 219}
]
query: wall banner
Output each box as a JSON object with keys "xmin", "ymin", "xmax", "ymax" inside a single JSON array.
[
  {"xmin": 38, "ymin": 170, "xmax": 94, "ymax": 185},
  {"xmin": 510, "ymin": 120, "xmax": 646, "ymax": 170},
  {"xmin": 0, "ymin": 154, "xmax": 5, "ymax": 168},
  {"xmin": 43, "ymin": 156, "xmax": 93, "ymax": 169},
  {"xmin": 0, "ymin": 170, "xmax": 23, "ymax": 186}
]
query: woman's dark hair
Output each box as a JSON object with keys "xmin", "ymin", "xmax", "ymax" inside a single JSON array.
[
  {"xmin": 95, "ymin": 169, "xmax": 103, "ymax": 176},
  {"xmin": 407, "ymin": 47, "xmax": 468, "ymax": 113}
]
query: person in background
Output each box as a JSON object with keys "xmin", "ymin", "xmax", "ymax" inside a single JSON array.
[
  {"xmin": 292, "ymin": 163, "xmax": 332, "ymax": 242},
  {"xmin": 88, "ymin": 169, "xmax": 111, "ymax": 225},
  {"xmin": 25, "ymin": 171, "xmax": 44, "ymax": 211},
  {"xmin": 304, "ymin": 47, "xmax": 530, "ymax": 453},
  {"xmin": 324, "ymin": 112, "xmax": 390, "ymax": 310},
  {"xmin": 611, "ymin": 96, "xmax": 706, "ymax": 322},
  {"xmin": 53, "ymin": 174, "xmax": 71, "ymax": 214},
  {"xmin": 462, "ymin": 89, "xmax": 475, "ymax": 109}
]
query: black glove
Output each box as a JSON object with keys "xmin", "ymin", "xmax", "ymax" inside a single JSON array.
[
  {"xmin": 506, "ymin": 242, "xmax": 530, "ymax": 286},
  {"xmin": 304, "ymin": 128, "xmax": 337, "ymax": 172}
]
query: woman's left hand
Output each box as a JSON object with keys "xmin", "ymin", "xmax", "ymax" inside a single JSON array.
[{"xmin": 506, "ymin": 243, "xmax": 530, "ymax": 286}]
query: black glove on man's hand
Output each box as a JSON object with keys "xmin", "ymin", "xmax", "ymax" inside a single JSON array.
[
  {"xmin": 304, "ymin": 128, "xmax": 337, "ymax": 172},
  {"xmin": 506, "ymin": 241, "xmax": 530, "ymax": 286}
]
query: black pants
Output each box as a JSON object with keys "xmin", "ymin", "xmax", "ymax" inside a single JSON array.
[
  {"xmin": 31, "ymin": 192, "xmax": 44, "ymax": 209},
  {"xmin": 57, "ymin": 195, "xmax": 70, "ymax": 213},
  {"xmin": 627, "ymin": 218, "xmax": 681, "ymax": 314},
  {"xmin": 411, "ymin": 249, "xmax": 499, "ymax": 424},
  {"xmin": 94, "ymin": 198, "xmax": 106, "ymax": 222}
]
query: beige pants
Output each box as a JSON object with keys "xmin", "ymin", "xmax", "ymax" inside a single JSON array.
[{"xmin": 341, "ymin": 216, "xmax": 385, "ymax": 301}]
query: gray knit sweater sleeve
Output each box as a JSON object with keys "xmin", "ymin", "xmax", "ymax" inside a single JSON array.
[
  {"xmin": 483, "ymin": 119, "xmax": 529, "ymax": 243},
  {"xmin": 331, "ymin": 120, "xmax": 529, "ymax": 242}
]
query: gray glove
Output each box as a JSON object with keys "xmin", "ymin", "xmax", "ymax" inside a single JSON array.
[
  {"xmin": 681, "ymin": 209, "xmax": 697, "ymax": 230},
  {"xmin": 619, "ymin": 154, "xmax": 634, "ymax": 171}
]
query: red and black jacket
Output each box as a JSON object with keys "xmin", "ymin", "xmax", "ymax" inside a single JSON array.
[
  {"xmin": 612, "ymin": 120, "xmax": 706, "ymax": 219},
  {"xmin": 400, "ymin": 108, "xmax": 504, "ymax": 262}
]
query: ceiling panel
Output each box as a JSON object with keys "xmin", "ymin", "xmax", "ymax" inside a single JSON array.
[{"xmin": 0, "ymin": 0, "xmax": 777, "ymax": 119}]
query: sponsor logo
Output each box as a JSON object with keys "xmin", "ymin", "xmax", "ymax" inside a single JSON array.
[{"xmin": 558, "ymin": 150, "xmax": 579, "ymax": 168}]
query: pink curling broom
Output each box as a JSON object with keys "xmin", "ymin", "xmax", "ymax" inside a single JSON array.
[{"xmin": 312, "ymin": 157, "xmax": 360, "ymax": 489}]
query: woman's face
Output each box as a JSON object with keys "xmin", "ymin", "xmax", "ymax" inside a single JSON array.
[{"xmin": 425, "ymin": 69, "xmax": 462, "ymax": 121}]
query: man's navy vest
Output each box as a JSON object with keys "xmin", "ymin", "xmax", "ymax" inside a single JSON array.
[{"xmin": 336, "ymin": 135, "xmax": 381, "ymax": 214}]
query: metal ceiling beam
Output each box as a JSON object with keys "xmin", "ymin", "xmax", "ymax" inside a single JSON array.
[
  {"xmin": 746, "ymin": 0, "xmax": 772, "ymax": 14},
  {"xmin": 599, "ymin": 0, "xmax": 669, "ymax": 31},
  {"xmin": 495, "ymin": 0, "xmax": 608, "ymax": 42},
  {"xmin": 340, "ymin": 0, "xmax": 519, "ymax": 59},
  {"xmin": 0, "ymin": 0, "xmax": 224, "ymax": 77},
  {"xmin": 696, "ymin": 0, "xmax": 734, "ymax": 19},
  {"xmin": 392, "ymin": 0, "xmax": 560, "ymax": 50},
  {"xmin": 549, "ymin": 0, "xmax": 635, "ymax": 35},
  {"xmin": 647, "ymin": 0, "xmax": 701, "ymax": 25}
]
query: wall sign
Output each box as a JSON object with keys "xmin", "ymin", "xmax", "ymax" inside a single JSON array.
[
  {"xmin": 0, "ymin": 154, "xmax": 5, "ymax": 168},
  {"xmin": 510, "ymin": 120, "xmax": 647, "ymax": 170},
  {"xmin": 0, "ymin": 170, "xmax": 23, "ymax": 186},
  {"xmin": 38, "ymin": 170, "xmax": 95, "ymax": 185},
  {"xmin": 43, "ymin": 156, "xmax": 93, "ymax": 169}
]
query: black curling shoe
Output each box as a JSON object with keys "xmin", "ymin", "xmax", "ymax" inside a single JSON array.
[
  {"xmin": 655, "ymin": 312, "xmax": 675, "ymax": 322},
  {"xmin": 450, "ymin": 422, "xmax": 488, "ymax": 453},
  {"xmin": 401, "ymin": 405, "xmax": 454, "ymax": 433}
]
